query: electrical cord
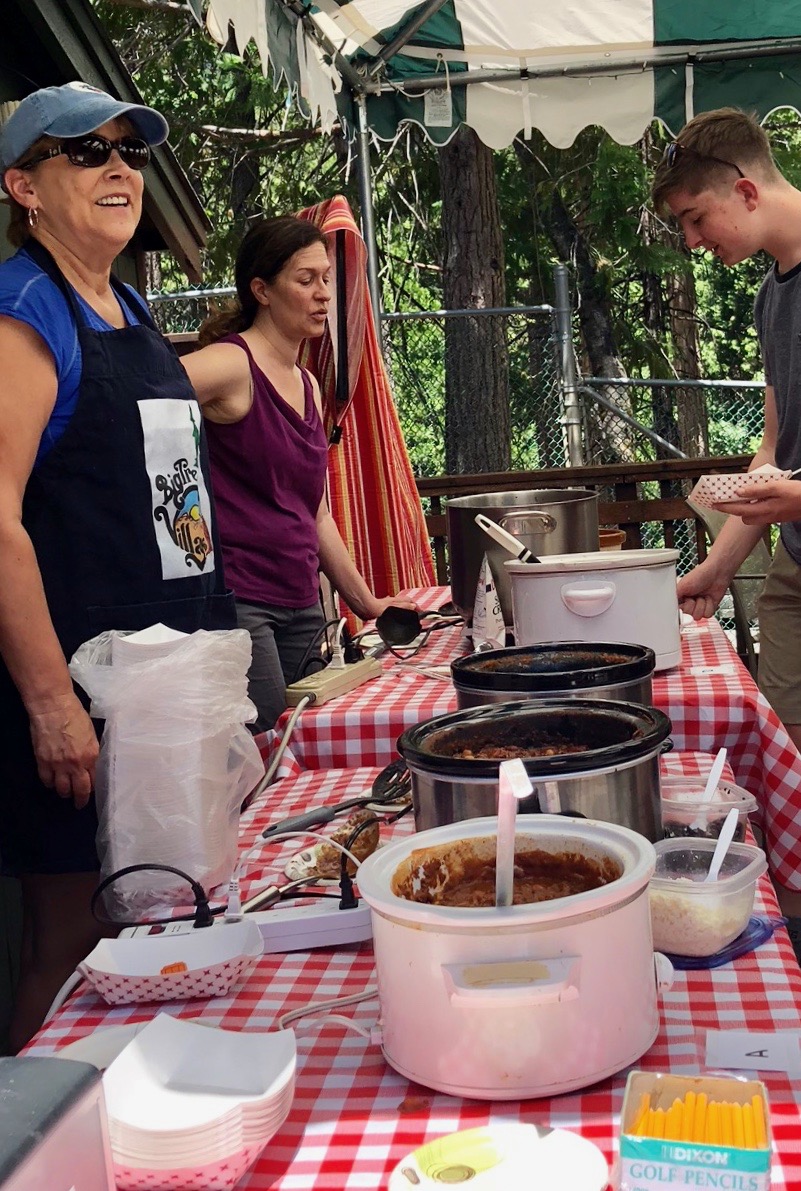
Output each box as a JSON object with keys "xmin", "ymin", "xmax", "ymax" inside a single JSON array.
[
  {"xmin": 245, "ymin": 695, "xmax": 312, "ymax": 808},
  {"xmin": 278, "ymin": 986, "xmax": 378, "ymax": 1031},
  {"xmin": 291, "ymin": 616, "xmax": 348, "ymax": 682},
  {"xmin": 90, "ymin": 863, "xmax": 215, "ymax": 930}
]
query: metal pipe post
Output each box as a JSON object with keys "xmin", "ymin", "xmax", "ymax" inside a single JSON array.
[
  {"xmin": 553, "ymin": 263, "xmax": 584, "ymax": 466},
  {"xmin": 355, "ymin": 94, "xmax": 384, "ymax": 350}
]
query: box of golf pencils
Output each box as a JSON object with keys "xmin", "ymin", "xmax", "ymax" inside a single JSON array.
[{"xmin": 618, "ymin": 1071, "xmax": 771, "ymax": 1190}]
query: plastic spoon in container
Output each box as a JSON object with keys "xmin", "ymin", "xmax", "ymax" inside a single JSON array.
[
  {"xmin": 690, "ymin": 746, "xmax": 727, "ymax": 832},
  {"xmin": 704, "ymin": 806, "xmax": 740, "ymax": 883},
  {"xmin": 495, "ymin": 758, "xmax": 534, "ymax": 907},
  {"xmin": 475, "ymin": 513, "xmax": 540, "ymax": 564}
]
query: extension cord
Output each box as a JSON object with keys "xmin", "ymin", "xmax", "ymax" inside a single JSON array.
[
  {"xmin": 285, "ymin": 656, "xmax": 382, "ymax": 706},
  {"xmin": 120, "ymin": 900, "xmax": 373, "ymax": 953}
]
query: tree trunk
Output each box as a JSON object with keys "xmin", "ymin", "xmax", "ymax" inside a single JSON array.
[
  {"xmin": 439, "ymin": 127, "xmax": 510, "ymax": 474},
  {"xmin": 666, "ymin": 252, "xmax": 708, "ymax": 456}
]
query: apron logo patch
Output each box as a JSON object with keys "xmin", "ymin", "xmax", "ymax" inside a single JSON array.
[
  {"xmin": 139, "ymin": 398, "xmax": 215, "ymax": 581},
  {"xmin": 154, "ymin": 460, "xmax": 212, "ymax": 571}
]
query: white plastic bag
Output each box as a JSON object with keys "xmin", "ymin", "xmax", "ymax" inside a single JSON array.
[{"xmin": 70, "ymin": 625, "xmax": 263, "ymax": 918}]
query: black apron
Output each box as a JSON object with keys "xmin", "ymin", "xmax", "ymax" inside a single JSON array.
[{"xmin": 0, "ymin": 243, "xmax": 235, "ymax": 873}]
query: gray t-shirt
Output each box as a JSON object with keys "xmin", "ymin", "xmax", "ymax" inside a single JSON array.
[{"xmin": 754, "ymin": 262, "xmax": 801, "ymax": 563}]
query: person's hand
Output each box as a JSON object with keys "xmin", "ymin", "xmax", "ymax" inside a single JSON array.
[
  {"xmin": 714, "ymin": 477, "xmax": 801, "ymax": 526},
  {"xmin": 27, "ymin": 692, "xmax": 98, "ymax": 808},
  {"xmin": 362, "ymin": 594, "xmax": 420, "ymax": 621},
  {"xmin": 676, "ymin": 559, "xmax": 730, "ymax": 621}
]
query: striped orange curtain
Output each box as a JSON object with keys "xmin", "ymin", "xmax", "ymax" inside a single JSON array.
[{"xmin": 297, "ymin": 196, "xmax": 435, "ymax": 625}]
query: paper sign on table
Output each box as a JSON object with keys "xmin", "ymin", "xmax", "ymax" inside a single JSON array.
[{"xmin": 706, "ymin": 1028, "xmax": 801, "ymax": 1074}]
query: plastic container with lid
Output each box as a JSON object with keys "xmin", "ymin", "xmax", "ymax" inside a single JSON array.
[
  {"xmin": 649, "ymin": 838, "xmax": 767, "ymax": 957},
  {"xmin": 660, "ymin": 777, "xmax": 758, "ymax": 842}
]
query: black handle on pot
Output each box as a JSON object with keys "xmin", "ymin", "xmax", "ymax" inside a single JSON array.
[{"xmin": 660, "ymin": 738, "xmax": 675, "ymax": 755}]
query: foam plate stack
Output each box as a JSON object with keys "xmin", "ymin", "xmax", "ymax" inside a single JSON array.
[{"xmin": 102, "ymin": 1014, "xmax": 295, "ymax": 1190}]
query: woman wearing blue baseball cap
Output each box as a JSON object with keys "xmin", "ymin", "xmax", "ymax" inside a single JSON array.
[{"xmin": 0, "ymin": 82, "xmax": 235, "ymax": 1050}]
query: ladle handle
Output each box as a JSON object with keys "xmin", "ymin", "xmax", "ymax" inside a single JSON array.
[{"xmin": 474, "ymin": 513, "xmax": 538, "ymax": 563}]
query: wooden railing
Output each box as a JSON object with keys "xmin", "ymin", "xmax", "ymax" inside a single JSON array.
[{"xmin": 416, "ymin": 456, "xmax": 751, "ymax": 584}]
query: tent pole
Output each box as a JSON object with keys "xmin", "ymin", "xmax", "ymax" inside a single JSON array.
[
  {"xmin": 553, "ymin": 263, "xmax": 584, "ymax": 467},
  {"xmin": 355, "ymin": 93, "xmax": 384, "ymax": 350}
]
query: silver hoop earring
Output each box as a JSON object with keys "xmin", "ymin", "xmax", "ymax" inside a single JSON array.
[{"xmin": 27, "ymin": 207, "xmax": 39, "ymax": 229}]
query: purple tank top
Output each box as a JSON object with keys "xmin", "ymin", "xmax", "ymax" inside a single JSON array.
[{"xmin": 204, "ymin": 335, "xmax": 328, "ymax": 607}]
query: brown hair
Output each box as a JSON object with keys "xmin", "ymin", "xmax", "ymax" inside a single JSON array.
[
  {"xmin": 651, "ymin": 107, "xmax": 780, "ymax": 214},
  {"xmin": 197, "ymin": 216, "xmax": 328, "ymax": 347},
  {"xmin": 2, "ymin": 133, "xmax": 59, "ymax": 247}
]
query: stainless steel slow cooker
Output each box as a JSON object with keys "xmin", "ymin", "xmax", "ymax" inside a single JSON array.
[
  {"xmin": 451, "ymin": 641, "xmax": 655, "ymax": 709},
  {"xmin": 446, "ymin": 489, "xmax": 599, "ymax": 625},
  {"xmin": 397, "ymin": 698, "xmax": 672, "ymax": 840}
]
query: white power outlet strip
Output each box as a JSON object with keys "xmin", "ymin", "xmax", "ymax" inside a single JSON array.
[
  {"xmin": 285, "ymin": 657, "xmax": 382, "ymax": 706},
  {"xmin": 120, "ymin": 901, "xmax": 373, "ymax": 954}
]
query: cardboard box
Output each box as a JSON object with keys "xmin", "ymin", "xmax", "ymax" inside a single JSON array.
[{"xmin": 618, "ymin": 1071, "xmax": 771, "ymax": 1191}]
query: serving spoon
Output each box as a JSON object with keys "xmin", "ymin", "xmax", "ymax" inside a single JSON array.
[{"xmin": 703, "ymin": 806, "xmax": 740, "ymax": 883}]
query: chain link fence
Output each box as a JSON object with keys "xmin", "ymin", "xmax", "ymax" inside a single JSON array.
[
  {"xmin": 149, "ymin": 286, "xmax": 765, "ymax": 640},
  {"xmin": 381, "ymin": 307, "xmax": 563, "ymax": 477},
  {"xmin": 579, "ymin": 377, "xmax": 764, "ymax": 465}
]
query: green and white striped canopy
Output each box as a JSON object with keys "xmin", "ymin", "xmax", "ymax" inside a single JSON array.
[{"xmin": 207, "ymin": 0, "xmax": 801, "ymax": 148}]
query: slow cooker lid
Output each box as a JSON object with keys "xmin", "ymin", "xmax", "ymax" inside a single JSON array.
[
  {"xmin": 505, "ymin": 547, "xmax": 679, "ymax": 575},
  {"xmin": 398, "ymin": 698, "xmax": 672, "ymax": 778},
  {"xmin": 451, "ymin": 642, "xmax": 655, "ymax": 692}
]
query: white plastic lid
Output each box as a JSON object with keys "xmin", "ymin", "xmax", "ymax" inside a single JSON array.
[{"xmin": 505, "ymin": 547, "xmax": 680, "ymax": 575}]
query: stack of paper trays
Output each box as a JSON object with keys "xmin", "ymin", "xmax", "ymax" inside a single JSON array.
[{"xmin": 102, "ymin": 1014, "xmax": 295, "ymax": 1190}]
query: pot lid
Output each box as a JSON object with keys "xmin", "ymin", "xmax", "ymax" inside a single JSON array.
[
  {"xmin": 451, "ymin": 642, "xmax": 655, "ymax": 692},
  {"xmin": 398, "ymin": 698, "xmax": 672, "ymax": 779},
  {"xmin": 505, "ymin": 547, "xmax": 679, "ymax": 575}
]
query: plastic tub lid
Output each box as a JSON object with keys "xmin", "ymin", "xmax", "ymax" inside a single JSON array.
[
  {"xmin": 660, "ymin": 779, "xmax": 758, "ymax": 815},
  {"xmin": 651, "ymin": 838, "xmax": 767, "ymax": 897}
]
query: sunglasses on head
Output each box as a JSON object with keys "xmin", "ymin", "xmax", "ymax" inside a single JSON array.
[
  {"xmin": 22, "ymin": 134, "xmax": 151, "ymax": 171},
  {"xmin": 663, "ymin": 141, "xmax": 744, "ymax": 179}
]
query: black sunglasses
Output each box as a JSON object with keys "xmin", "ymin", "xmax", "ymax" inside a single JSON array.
[
  {"xmin": 663, "ymin": 141, "xmax": 744, "ymax": 179},
  {"xmin": 22, "ymin": 134, "xmax": 151, "ymax": 171}
]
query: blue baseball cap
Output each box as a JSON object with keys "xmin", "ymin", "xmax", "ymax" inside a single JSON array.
[{"xmin": 0, "ymin": 81, "xmax": 169, "ymax": 173}]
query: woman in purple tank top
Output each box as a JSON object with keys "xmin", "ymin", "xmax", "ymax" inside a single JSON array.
[{"xmin": 183, "ymin": 217, "xmax": 416, "ymax": 730}]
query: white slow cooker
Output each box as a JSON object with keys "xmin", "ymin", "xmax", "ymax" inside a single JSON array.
[
  {"xmin": 356, "ymin": 816, "xmax": 672, "ymax": 1100},
  {"xmin": 506, "ymin": 548, "xmax": 681, "ymax": 670}
]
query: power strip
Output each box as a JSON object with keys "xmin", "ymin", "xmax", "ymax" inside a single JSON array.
[
  {"xmin": 285, "ymin": 657, "xmax": 382, "ymax": 706},
  {"xmin": 120, "ymin": 901, "xmax": 373, "ymax": 954}
]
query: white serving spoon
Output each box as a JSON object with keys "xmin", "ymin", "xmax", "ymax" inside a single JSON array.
[
  {"xmin": 690, "ymin": 746, "xmax": 727, "ymax": 832},
  {"xmin": 475, "ymin": 513, "xmax": 540, "ymax": 564},
  {"xmin": 495, "ymin": 758, "xmax": 534, "ymax": 907},
  {"xmin": 704, "ymin": 806, "xmax": 740, "ymax": 883}
]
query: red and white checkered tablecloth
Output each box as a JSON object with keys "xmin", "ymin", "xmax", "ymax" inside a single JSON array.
[
  {"xmin": 24, "ymin": 754, "xmax": 801, "ymax": 1190},
  {"xmin": 274, "ymin": 587, "xmax": 801, "ymax": 891}
]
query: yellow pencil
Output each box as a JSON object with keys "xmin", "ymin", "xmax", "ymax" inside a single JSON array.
[
  {"xmin": 743, "ymin": 1102, "xmax": 757, "ymax": 1150},
  {"xmin": 720, "ymin": 1102, "xmax": 734, "ymax": 1146},
  {"xmin": 682, "ymin": 1091, "xmax": 697, "ymax": 1142},
  {"xmin": 632, "ymin": 1092, "xmax": 651, "ymax": 1135},
  {"xmin": 752, "ymin": 1094, "xmax": 768, "ymax": 1149},
  {"xmin": 665, "ymin": 1101, "xmax": 682, "ymax": 1141},
  {"xmin": 732, "ymin": 1102, "xmax": 746, "ymax": 1149},
  {"xmin": 693, "ymin": 1093, "xmax": 708, "ymax": 1144},
  {"xmin": 706, "ymin": 1102, "xmax": 720, "ymax": 1146},
  {"xmin": 652, "ymin": 1108, "xmax": 666, "ymax": 1139}
]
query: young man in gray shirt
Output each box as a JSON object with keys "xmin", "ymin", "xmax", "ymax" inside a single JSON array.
[{"xmin": 652, "ymin": 107, "xmax": 801, "ymax": 914}]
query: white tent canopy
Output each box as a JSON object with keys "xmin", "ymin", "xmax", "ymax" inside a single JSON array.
[{"xmin": 208, "ymin": 0, "xmax": 801, "ymax": 149}]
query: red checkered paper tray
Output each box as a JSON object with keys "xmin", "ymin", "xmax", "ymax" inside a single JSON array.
[{"xmin": 689, "ymin": 466, "xmax": 790, "ymax": 510}]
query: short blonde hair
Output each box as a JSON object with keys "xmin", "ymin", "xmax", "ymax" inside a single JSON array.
[{"xmin": 652, "ymin": 107, "xmax": 780, "ymax": 214}]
